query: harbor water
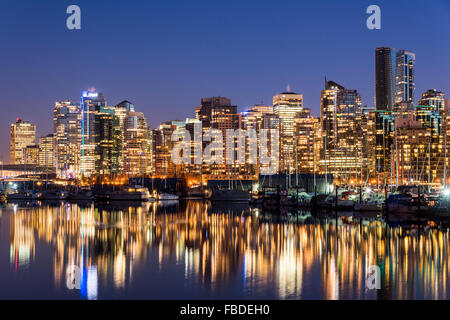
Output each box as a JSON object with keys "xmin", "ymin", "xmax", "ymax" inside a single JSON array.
[{"xmin": 0, "ymin": 200, "xmax": 449, "ymax": 299}]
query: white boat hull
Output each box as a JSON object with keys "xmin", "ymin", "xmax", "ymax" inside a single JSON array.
[
  {"xmin": 109, "ymin": 193, "xmax": 150, "ymax": 201},
  {"xmin": 158, "ymin": 194, "xmax": 179, "ymax": 201}
]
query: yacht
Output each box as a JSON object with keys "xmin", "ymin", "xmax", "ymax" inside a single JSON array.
[
  {"xmin": 68, "ymin": 188, "xmax": 94, "ymax": 201},
  {"xmin": 354, "ymin": 194, "xmax": 384, "ymax": 212},
  {"xmin": 354, "ymin": 202, "xmax": 383, "ymax": 212},
  {"xmin": 7, "ymin": 190, "xmax": 42, "ymax": 201},
  {"xmin": 157, "ymin": 193, "xmax": 179, "ymax": 201},
  {"xmin": 386, "ymin": 194, "xmax": 418, "ymax": 214},
  {"xmin": 109, "ymin": 186, "xmax": 152, "ymax": 201},
  {"xmin": 41, "ymin": 190, "xmax": 68, "ymax": 201}
]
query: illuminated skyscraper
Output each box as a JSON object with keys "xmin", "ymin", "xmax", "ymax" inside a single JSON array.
[
  {"xmin": 375, "ymin": 47, "xmax": 396, "ymax": 111},
  {"xmin": 153, "ymin": 121, "xmax": 185, "ymax": 177},
  {"xmin": 123, "ymin": 112, "xmax": 150, "ymax": 176},
  {"xmin": 196, "ymin": 97, "xmax": 241, "ymax": 178},
  {"xmin": 273, "ymin": 89, "xmax": 303, "ymax": 173},
  {"xmin": 395, "ymin": 50, "xmax": 415, "ymax": 107},
  {"xmin": 95, "ymin": 107, "xmax": 121, "ymax": 176},
  {"xmin": 241, "ymin": 105, "xmax": 274, "ymax": 131},
  {"xmin": 53, "ymin": 100, "xmax": 82, "ymax": 178},
  {"xmin": 79, "ymin": 89, "xmax": 122, "ymax": 177},
  {"xmin": 372, "ymin": 110, "xmax": 395, "ymax": 180},
  {"xmin": 320, "ymin": 80, "xmax": 362, "ymax": 183},
  {"xmin": 24, "ymin": 145, "xmax": 39, "ymax": 165},
  {"xmin": 376, "ymin": 47, "xmax": 416, "ymax": 110},
  {"xmin": 38, "ymin": 134, "xmax": 54, "ymax": 168},
  {"xmin": 419, "ymin": 89, "xmax": 445, "ymax": 113},
  {"xmin": 241, "ymin": 105, "xmax": 279, "ymax": 176},
  {"xmin": 115, "ymin": 100, "xmax": 135, "ymax": 171},
  {"xmin": 294, "ymin": 109, "xmax": 318, "ymax": 174},
  {"xmin": 81, "ymin": 89, "xmax": 107, "ymax": 176},
  {"xmin": 10, "ymin": 119, "xmax": 36, "ymax": 165},
  {"xmin": 413, "ymin": 105, "xmax": 442, "ymax": 185}
]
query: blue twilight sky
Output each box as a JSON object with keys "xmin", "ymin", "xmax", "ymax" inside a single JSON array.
[{"xmin": 0, "ymin": 0, "xmax": 449, "ymax": 162}]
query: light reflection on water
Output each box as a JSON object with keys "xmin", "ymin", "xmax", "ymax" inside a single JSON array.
[{"xmin": 0, "ymin": 200, "xmax": 449, "ymax": 299}]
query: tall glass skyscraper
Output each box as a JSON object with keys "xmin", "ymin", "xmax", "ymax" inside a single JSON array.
[
  {"xmin": 53, "ymin": 100, "xmax": 82, "ymax": 178},
  {"xmin": 395, "ymin": 50, "xmax": 416, "ymax": 106},
  {"xmin": 80, "ymin": 89, "xmax": 107, "ymax": 176},
  {"xmin": 10, "ymin": 119, "xmax": 36, "ymax": 165},
  {"xmin": 376, "ymin": 47, "xmax": 416, "ymax": 111},
  {"xmin": 273, "ymin": 89, "xmax": 303, "ymax": 173},
  {"xmin": 320, "ymin": 80, "xmax": 362, "ymax": 181},
  {"xmin": 375, "ymin": 47, "xmax": 396, "ymax": 111}
]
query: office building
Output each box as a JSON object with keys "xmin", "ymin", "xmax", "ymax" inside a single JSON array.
[
  {"xmin": 10, "ymin": 119, "xmax": 36, "ymax": 165},
  {"xmin": 273, "ymin": 89, "xmax": 303, "ymax": 173},
  {"xmin": 38, "ymin": 134, "xmax": 54, "ymax": 168}
]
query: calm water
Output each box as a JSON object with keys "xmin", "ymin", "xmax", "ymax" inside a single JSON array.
[{"xmin": 0, "ymin": 200, "xmax": 448, "ymax": 300}]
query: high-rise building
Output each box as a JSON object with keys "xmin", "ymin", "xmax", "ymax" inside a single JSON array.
[
  {"xmin": 184, "ymin": 118, "xmax": 203, "ymax": 177},
  {"xmin": 376, "ymin": 47, "xmax": 416, "ymax": 110},
  {"xmin": 10, "ymin": 119, "xmax": 36, "ymax": 165},
  {"xmin": 53, "ymin": 100, "xmax": 82, "ymax": 178},
  {"xmin": 374, "ymin": 47, "xmax": 416, "ymax": 180},
  {"xmin": 241, "ymin": 105, "xmax": 274, "ymax": 131},
  {"xmin": 395, "ymin": 50, "xmax": 416, "ymax": 107},
  {"xmin": 80, "ymin": 89, "xmax": 122, "ymax": 177},
  {"xmin": 419, "ymin": 89, "xmax": 445, "ymax": 113},
  {"xmin": 394, "ymin": 116, "xmax": 429, "ymax": 185},
  {"xmin": 375, "ymin": 47, "xmax": 396, "ymax": 111},
  {"xmin": 123, "ymin": 112, "xmax": 150, "ymax": 176},
  {"xmin": 320, "ymin": 80, "xmax": 362, "ymax": 183},
  {"xmin": 115, "ymin": 100, "xmax": 136, "ymax": 171},
  {"xmin": 241, "ymin": 105, "xmax": 279, "ymax": 176},
  {"xmin": 80, "ymin": 89, "xmax": 106, "ymax": 176},
  {"xmin": 95, "ymin": 106, "xmax": 121, "ymax": 176},
  {"xmin": 371, "ymin": 110, "xmax": 395, "ymax": 180},
  {"xmin": 196, "ymin": 97, "xmax": 241, "ymax": 179},
  {"xmin": 24, "ymin": 145, "xmax": 39, "ymax": 165},
  {"xmin": 38, "ymin": 134, "xmax": 54, "ymax": 168},
  {"xmin": 273, "ymin": 89, "xmax": 303, "ymax": 173},
  {"xmin": 414, "ymin": 105, "xmax": 443, "ymax": 184},
  {"xmin": 153, "ymin": 121, "xmax": 185, "ymax": 177},
  {"xmin": 294, "ymin": 108, "xmax": 318, "ymax": 174}
]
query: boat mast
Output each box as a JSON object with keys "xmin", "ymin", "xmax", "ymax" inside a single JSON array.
[
  {"xmin": 395, "ymin": 119, "xmax": 399, "ymax": 187},
  {"xmin": 444, "ymin": 114, "xmax": 447, "ymax": 188},
  {"xmin": 313, "ymin": 135, "xmax": 316, "ymax": 193},
  {"xmin": 295, "ymin": 136, "xmax": 298, "ymax": 188}
]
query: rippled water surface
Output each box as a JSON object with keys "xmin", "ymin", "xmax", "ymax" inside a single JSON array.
[{"xmin": 0, "ymin": 200, "xmax": 448, "ymax": 299}]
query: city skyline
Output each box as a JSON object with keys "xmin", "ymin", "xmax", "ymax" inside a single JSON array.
[
  {"xmin": 0, "ymin": 0, "xmax": 449, "ymax": 161},
  {"xmin": 3, "ymin": 0, "xmax": 450, "ymax": 305}
]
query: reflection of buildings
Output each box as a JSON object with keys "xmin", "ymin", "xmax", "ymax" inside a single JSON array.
[
  {"xmin": 10, "ymin": 213, "xmax": 35, "ymax": 270},
  {"xmin": 7, "ymin": 202, "xmax": 450, "ymax": 299}
]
